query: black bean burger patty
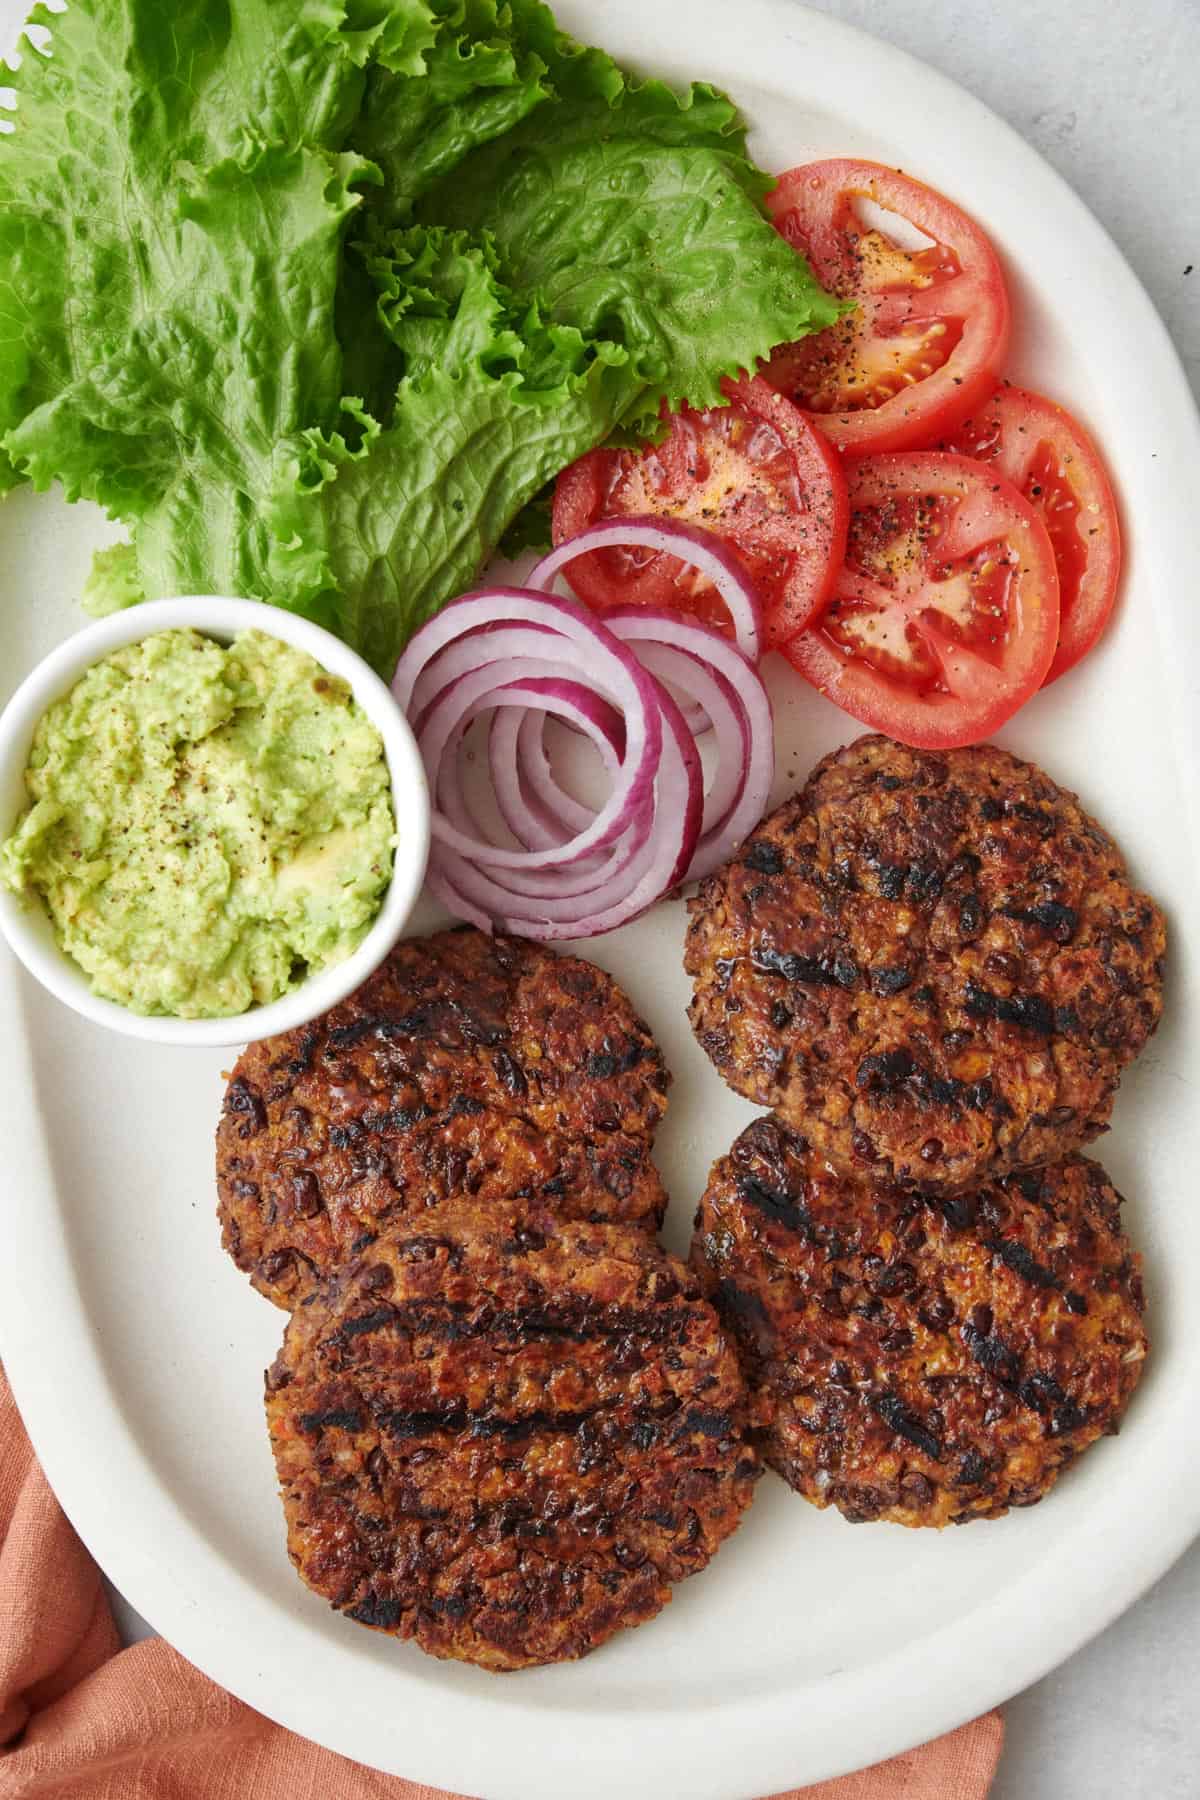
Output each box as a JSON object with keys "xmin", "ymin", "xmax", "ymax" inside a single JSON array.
[
  {"xmin": 267, "ymin": 1212, "xmax": 759, "ymax": 1670},
  {"xmin": 218, "ymin": 927, "xmax": 671, "ymax": 1306},
  {"xmin": 685, "ymin": 736, "xmax": 1165, "ymax": 1192},
  {"xmin": 691, "ymin": 1115, "xmax": 1148, "ymax": 1528}
]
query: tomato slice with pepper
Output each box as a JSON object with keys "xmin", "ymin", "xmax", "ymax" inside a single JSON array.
[
  {"xmin": 936, "ymin": 383, "xmax": 1121, "ymax": 683},
  {"xmin": 785, "ymin": 452, "xmax": 1060, "ymax": 748},
  {"xmin": 551, "ymin": 375, "xmax": 848, "ymax": 650},
  {"xmin": 762, "ymin": 160, "xmax": 1010, "ymax": 454}
]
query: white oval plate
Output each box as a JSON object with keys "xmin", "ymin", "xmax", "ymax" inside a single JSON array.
[{"xmin": 1, "ymin": 3, "xmax": 1198, "ymax": 1796}]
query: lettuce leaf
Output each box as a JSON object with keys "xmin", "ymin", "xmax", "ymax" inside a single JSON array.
[
  {"xmin": 420, "ymin": 76, "xmax": 842, "ymax": 434},
  {"xmin": 9, "ymin": 141, "xmax": 375, "ymax": 608},
  {"xmin": 81, "ymin": 542, "xmax": 143, "ymax": 617},
  {"xmin": 0, "ymin": 0, "xmax": 139, "ymax": 491},
  {"xmin": 265, "ymin": 226, "xmax": 631, "ymax": 671},
  {"xmin": 334, "ymin": 0, "xmax": 606, "ymax": 418},
  {"xmin": 0, "ymin": 0, "xmax": 393, "ymax": 614},
  {"xmin": 0, "ymin": 0, "xmax": 380, "ymax": 487},
  {"xmin": 369, "ymin": 3, "xmax": 841, "ymax": 434},
  {"xmin": 340, "ymin": 0, "xmax": 440, "ymax": 74},
  {"xmin": 350, "ymin": 1, "xmax": 558, "ymax": 220}
]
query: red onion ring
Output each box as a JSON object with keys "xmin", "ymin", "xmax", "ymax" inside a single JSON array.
[
  {"xmin": 390, "ymin": 544, "xmax": 773, "ymax": 940},
  {"xmin": 488, "ymin": 710, "xmax": 651, "ymax": 897},
  {"xmin": 440, "ymin": 670, "xmax": 696, "ymax": 911},
  {"xmin": 493, "ymin": 695, "xmax": 623, "ymax": 847},
  {"xmin": 392, "ymin": 589, "xmax": 705, "ymax": 936},
  {"xmin": 511, "ymin": 709, "xmax": 597, "ymax": 837},
  {"xmin": 426, "ymin": 676, "xmax": 636, "ymax": 892},
  {"xmin": 451, "ymin": 684, "xmax": 648, "ymax": 902},
  {"xmin": 425, "ymin": 860, "xmax": 492, "ymax": 934},
  {"xmin": 496, "ymin": 647, "xmax": 745, "ymax": 865},
  {"xmin": 528, "ymin": 516, "xmax": 764, "ymax": 665},
  {"xmin": 603, "ymin": 606, "xmax": 775, "ymax": 882},
  {"xmin": 625, "ymin": 642, "xmax": 746, "ymax": 838},
  {"xmin": 432, "ymin": 681, "xmax": 621, "ymax": 861},
  {"xmin": 409, "ymin": 644, "xmax": 659, "ymax": 868},
  {"xmin": 486, "ymin": 682, "xmax": 623, "ymax": 850},
  {"xmin": 429, "ymin": 691, "xmax": 701, "ymax": 937}
]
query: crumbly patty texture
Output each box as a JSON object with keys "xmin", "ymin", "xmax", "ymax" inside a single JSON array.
[
  {"xmin": 691, "ymin": 1115, "xmax": 1147, "ymax": 1527},
  {"xmin": 218, "ymin": 928, "xmax": 670, "ymax": 1306},
  {"xmin": 267, "ymin": 1213, "xmax": 758, "ymax": 1669},
  {"xmin": 686, "ymin": 736, "xmax": 1165, "ymax": 1192}
]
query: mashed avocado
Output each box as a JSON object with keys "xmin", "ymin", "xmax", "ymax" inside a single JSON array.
[{"xmin": 0, "ymin": 629, "xmax": 396, "ymax": 1017}]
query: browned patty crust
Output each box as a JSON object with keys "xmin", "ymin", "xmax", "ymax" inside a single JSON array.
[
  {"xmin": 686, "ymin": 736, "xmax": 1165, "ymax": 1192},
  {"xmin": 218, "ymin": 928, "xmax": 671, "ymax": 1306},
  {"xmin": 267, "ymin": 1213, "xmax": 758, "ymax": 1669},
  {"xmin": 220, "ymin": 1098, "xmax": 667, "ymax": 1308},
  {"xmin": 691, "ymin": 1115, "xmax": 1148, "ymax": 1527}
]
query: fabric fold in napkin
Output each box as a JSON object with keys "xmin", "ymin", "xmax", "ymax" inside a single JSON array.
[{"xmin": 0, "ymin": 1367, "xmax": 1002, "ymax": 1800}]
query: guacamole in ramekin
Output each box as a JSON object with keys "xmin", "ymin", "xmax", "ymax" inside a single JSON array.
[{"xmin": 0, "ymin": 629, "xmax": 396, "ymax": 1018}]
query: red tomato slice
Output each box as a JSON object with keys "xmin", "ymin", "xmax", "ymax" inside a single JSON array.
[
  {"xmin": 785, "ymin": 452, "xmax": 1059, "ymax": 748},
  {"xmin": 762, "ymin": 160, "xmax": 1010, "ymax": 454},
  {"xmin": 936, "ymin": 383, "xmax": 1121, "ymax": 683},
  {"xmin": 551, "ymin": 376, "xmax": 848, "ymax": 650}
]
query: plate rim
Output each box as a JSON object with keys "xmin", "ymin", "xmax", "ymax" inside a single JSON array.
[{"xmin": 2, "ymin": 1, "xmax": 1199, "ymax": 1795}]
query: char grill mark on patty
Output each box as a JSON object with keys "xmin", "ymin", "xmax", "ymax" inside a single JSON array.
[
  {"xmin": 871, "ymin": 1393, "xmax": 943, "ymax": 1462},
  {"xmin": 310, "ymin": 1401, "xmax": 739, "ymax": 1454},
  {"xmin": 737, "ymin": 1176, "xmax": 816, "ymax": 1237},
  {"xmin": 983, "ymin": 1236, "xmax": 1059, "ymax": 1290},
  {"xmin": 963, "ymin": 982, "xmax": 1056, "ymax": 1036}
]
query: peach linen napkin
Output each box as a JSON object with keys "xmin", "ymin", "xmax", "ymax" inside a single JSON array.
[{"xmin": 0, "ymin": 1369, "xmax": 1002, "ymax": 1800}]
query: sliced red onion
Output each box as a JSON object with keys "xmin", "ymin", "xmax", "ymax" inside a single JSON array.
[
  {"xmin": 411, "ymin": 644, "xmax": 660, "ymax": 869},
  {"xmin": 430, "ymin": 681, "xmax": 620, "ymax": 859},
  {"xmin": 512, "ymin": 709, "xmax": 597, "ymax": 837},
  {"xmin": 486, "ymin": 682, "xmax": 623, "ymax": 851},
  {"xmin": 390, "ymin": 575, "xmax": 771, "ymax": 941},
  {"xmin": 485, "ymin": 698, "xmax": 651, "ymax": 900},
  {"xmin": 528, "ymin": 517, "xmax": 764, "ymax": 665},
  {"xmin": 395, "ymin": 591, "xmax": 633, "ymax": 720},
  {"xmin": 434, "ymin": 709, "xmax": 559, "ymax": 854},
  {"xmin": 391, "ymin": 589, "xmax": 701, "ymax": 936},
  {"xmin": 425, "ymin": 859, "xmax": 493, "ymax": 933},
  {"xmin": 626, "ymin": 642, "xmax": 746, "ymax": 838},
  {"xmin": 447, "ymin": 672, "xmax": 697, "ymax": 912},
  {"xmin": 429, "ymin": 692, "xmax": 701, "ymax": 938},
  {"xmin": 394, "ymin": 592, "xmax": 657, "ymax": 842},
  {"xmin": 487, "ymin": 712, "xmax": 590, "ymax": 850},
  {"xmin": 602, "ymin": 607, "xmax": 774, "ymax": 882},
  {"xmin": 436, "ymin": 735, "xmax": 497, "ymax": 848},
  {"xmin": 495, "ymin": 694, "xmax": 623, "ymax": 848},
  {"xmin": 493, "ymin": 709, "xmax": 651, "ymax": 898}
]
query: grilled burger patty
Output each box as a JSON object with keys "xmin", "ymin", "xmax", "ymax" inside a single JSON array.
[
  {"xmin": 686, "ymin": 736, "xmax": 1165, "ymax": 1192},
  {"xmin": 691, "ymin": 1115, "xmax": 1148, "ymax": 1528},
  {"xmin": 218, "ymin": 928, "xmax": 671, "ymax": 1306},
  {"xmin": 267, "ymin": 1212, "xmax": 758, "ymax": 1669}
]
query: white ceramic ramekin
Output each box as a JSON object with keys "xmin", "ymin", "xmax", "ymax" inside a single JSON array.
[{"xmin": 0, "ymin": 596, "xmax": 430, "ymax": 1046}]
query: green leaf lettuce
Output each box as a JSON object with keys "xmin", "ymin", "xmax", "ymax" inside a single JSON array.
[{"xmin": 0, "ymin": 0, "xmax": 841, "ymax": 673}]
